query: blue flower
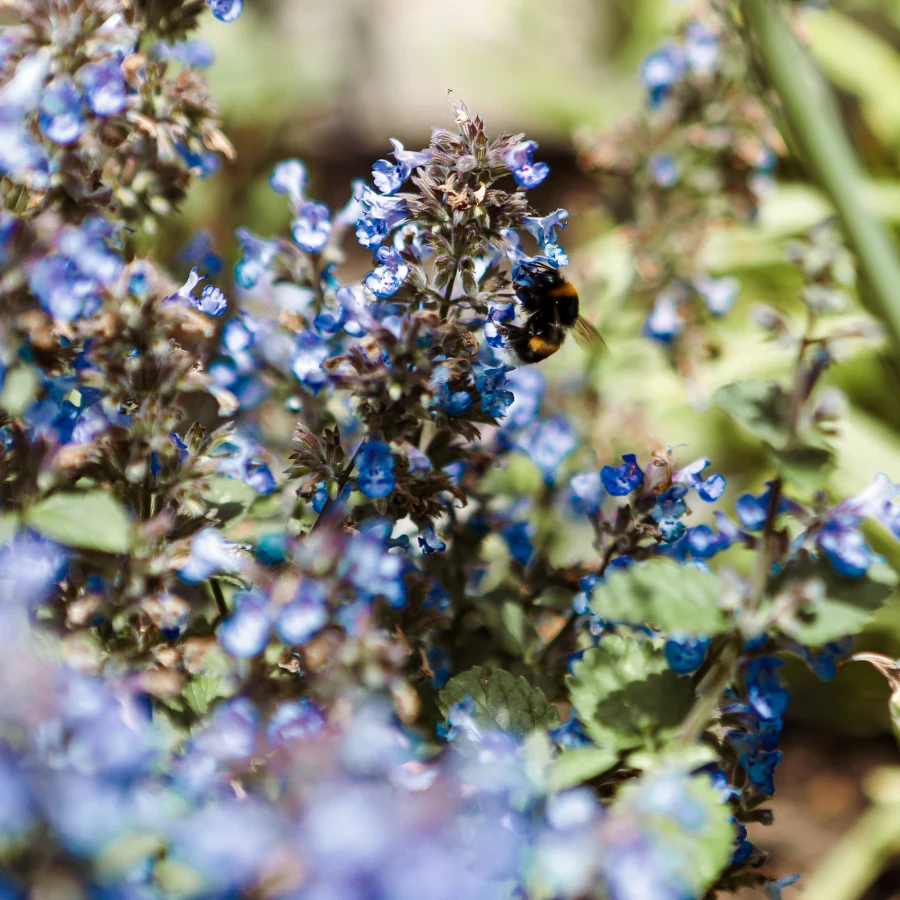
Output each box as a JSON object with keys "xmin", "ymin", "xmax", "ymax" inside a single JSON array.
[
  {"xmin": 735, "ymin": 483, "xmax": 796, "ymax": 531},
  {"xmin": 763, "ymin": 874, "xmax": 801, "ymax": 900},
  {"xmin": 746, "ymin": 657, "xmax": 790, "ymax": 720},
  {"xmin": 289, "ymin": 329, "xmax": 331, "ymax": 394},
  {"xmin": 694, "ymin": 274, "xmax": 739, "ymax": 316},
  {"xmin": 195, "ymin": 284, "xmax": 227, "ymax": 317},
  {"xmin": 568, "ymin": 471, "xmax": 606, "ymax": 517},
  {"xmin": 438, "ymin": 695, "xmax": 481, "ymax": 743},
  {"xmin": 266, "ymin": 699, "xmax": 325, "ymax": 746},
  {"xmin": 817, "ymin": 516, "xmax": 879, "ymax": 578},
  {"xmin": 664, "ymin": 634, "xmax": 710, "ymax": 674},
  {"xmin": 356, "ymin": 186, "xmax": 408, "ymax": 249},
  {"xmin": 641, "ymin": 44, "xmax": 686, "ymax": 107},
  {"xmin": 643, "ymin": 290, "xmax": 684, "ymax": 343},
  {"xmin": 371, "ymin": 138, "xmax": 430, "ymax": 195},
  {"xmin": 516, "ymin": 417, "xmax": 578, "ymax": 483},
  {"xmin": 177, "ymin": 143, "xmax": 220, "ymax": 177},
  {"xmin": 0, "ymin": 123, "xmax": 50, "ymax": 185},
  {"xmin": 795, "ymin": 638, "xmax": 853, "ymax": 681},
  {"xmin": 418, "ymin": 525, "xmax": 447, "ymax": 554},
  {"xmin": 81, "ymin": 58, "xmax": 128, "ymax": 117},
  {"xmin": 0, "ymin": 531, "xmax": 68, "ymax": 607},
  {"xmin": 674, "ymin": 457, "xmax": 726, "ymax": 502},
  {"xmin": 426, "ymin": 647, "xmax": 452, "ymax": 688},
  {"xmin": 522, "ymin": 209, "xmax": 568, "ymax": 248},
  {"xmin": 504, "ymin": 140, "xmax": 550, "ymax": 189},
  {"xmin": 502, "ymin": 521, "xmax": 534, "ymax": 566},
  {"xmin": 292, "ymin": 201, "xmax": 332, "ymax": 254},
  {"xmin": 685, "ymin": 523, "xmax": 731, "ymax": 559},
  {"xmin": 340, "ymin": 519, "xmax": 407, "ymax": 609},
  {"xmin": 365, "ymin": 246, "xmax": 409, "ymax": 298},
  {"xmin": 206, "ymin": 0, "xmax": 243, "ymax": 22},
  {"xmin": 649, "ymin": 153, "xmax": 679, "ymax": 187},
  {"xmin": 275, "ymin": 580, "xmax": 329, "ymax": 645},
  {"xmin": 651, "ymin": 485, "xmax": 688, "ymax": 542},
  {"xmin": 549, "ymin": 717, "xmax": 591, "ymax": 749},
  {"xmin": 218, "ymin": 591, "xmax": 271, "ymax": 658},
  {"xmin": 502, "ymin": 367, "xmax": 545, "ymax": 432},
  {"xmin": 356, "ymin": 441, "xmax": 396, "ymax": 499},
  {"xmin": 270, "ymin": 158, "xmax": 308, "ymax": 209},
  {"xmin": 684, "ymin": 21, "xmax": 720, "ymax": 74},
  {"xmin": 178, "ymin": 528, "xmax": 240, "ymax": 583},
  {"xmin": 39, "ymin": 75, "xmax": 83, "ymax": 144},
  {"xmin": 601, "ymin": 453, "xmax": 644, "ymax": 496},
  {"xmin": 234, "ymin": 228, "xmax": 279, "ymax": 289},
  {"xmin": 216, "ymin": 432, "xmax": 277, "ymax": 494},
  {"xmin": 156, "ymin": 39, "xmax": 217, "ymax": 68},
  {"xmin": 474, "ymin": 363, "xmax": 514, "ymax": 418}
]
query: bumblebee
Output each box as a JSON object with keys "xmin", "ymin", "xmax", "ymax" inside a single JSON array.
[{"xmin": 499, "ymin": 261, "xmax": 607, "ymax": 364}]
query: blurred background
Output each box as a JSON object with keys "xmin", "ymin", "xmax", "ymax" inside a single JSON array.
[{"xmin": 171, "ymin": 0, "xmax": 900, "ymax": 890}]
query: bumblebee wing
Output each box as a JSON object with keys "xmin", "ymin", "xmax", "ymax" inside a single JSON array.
[{"xmin": 572, "ymin": 316, "xmax": 609, "ymax": 354}]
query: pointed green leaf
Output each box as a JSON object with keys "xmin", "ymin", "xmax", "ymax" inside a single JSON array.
[
  {"xmin": 588, "ymin": 559, "xmax": 728, "ymax": 636},
  {"xmin": 26, "ymin": 490, "xmax": 133, "ymax": 553},
  {"xmin": 183, "ymin": 675, "xmax": 225, "ymax": 717},
  {"xmin": 713, "ymin": 379, "xmax": 791, "ymax": 446},
  {"xmin": 475, "ymin": 599, "xmax": 540, "ymax": 660},
  {"xmin": 567, "ymin": 636, "xmax": 693, "ymax": 751},
  {"xmin": 548, "ymin": 747, "xmax": 619, "ymax": 792},
  {"xmin": 438, "ymin": 666, "xmax": 559, "ymax": 736},
  {"xmin": 773, "ymin": 557, "xmax": 897, "ymax": 645}
]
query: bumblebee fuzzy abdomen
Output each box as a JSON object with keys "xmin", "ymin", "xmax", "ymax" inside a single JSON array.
[{"xmin": 505, "ymin": 324, "xmax": 563, "ymax": 363}]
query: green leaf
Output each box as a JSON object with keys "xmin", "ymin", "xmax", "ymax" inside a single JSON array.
[
  {"xmin": 713, "ymin": 379, "xmax": 791, "ymax": 446},
  {"xmin": 588, "ymin": 559, "xmax": 729, "ymax": 636},
  {"xmin": 768, "ymin": 443, "xmax": 836, "ymax": 493},
  {"xmin": 567, "ymin": 636, "xmax": 693, "ymax": 751},
  {"xmin": 614, "ymin": 768, "xmax": 734, "ymax": 895},
  {"xmin": 438, "ymin": 666, "xmax": 560, "ymax": 735},
  {"xmin": 26, "ymin": 490, "xmax": 133, "ymax": 553},
  {"xmin": 183, "ymin": 675, "xmax": 224, "ymax": 717},
  {"xmin": 774, "ymin": 557, "xmax": 898, "ymax": 645},
  {"xmin": 0, "ymin": 366, "xmax": 39, "ymax": 416},
  {"xmin": 475, "ymin": 599, "xmax": 540, "ymax": 660},
  {"xmin": 0, "ymin": 513, "xmax": 18, "ymax": 547},
  {"xmin": 548, "ymin": 746, "xmax": 619, "ymax": 792}
]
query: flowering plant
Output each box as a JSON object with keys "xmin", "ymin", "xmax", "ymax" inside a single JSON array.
[{"xmin": 2, "ymin": 0, "xmax": 900, "ymax": 898}]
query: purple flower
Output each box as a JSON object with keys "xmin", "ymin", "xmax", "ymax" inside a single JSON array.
[
  {"xmin": 502, "ymin": 521, "xmax": 534, "ymax": 566},
  {"xmin": 601, "ymin": 454, "xmax": 644, "ymax": 496},
  {"xmin": 665, "ymin": 634, "xmax": 710, "ymax": 674},
  {"xmin": 292, "ymin": 201, "xmax": 333, "ymax": 254},
  {"xmin": 522, "ymin": 209, "xmax": 568, "ymax": 248},
  {"xmin": 504, "ymin": 140, "xmax": 550, "ymax": 189},
  {"xmin": 817, "ymin": 516, "xmax": 879, "ymax": 578},
  {"xmin": 218, "ymin": 591, "xmax": 271, "ymax": 658},
  {"xmin": 649, "ymin": 153, "xmax": 679, "ymax": 187},
  {"xmin": 502, "ymin": 367, "xmax": 545, "ymax": 432},
  {"xmin": 206, "ymin": 0, "xmax": 243, "ymax": 22},
  {"xmin": 81, "ymin": 58, "xmax": 128, "ymax": 117},
  {"xmin": 156, "ymin": 39, "xmax": 217, "ymax": 68},
  {"xmin": 568, "ymin": 472, "xmax": 606, "ymax": 517},
  {"xmin": 356, "ymin": 186, "xmax": 408, "ymax": 249},
  {"xmin": 178, "ymin": 528, "xmax": 240, "ymax": 583},
  {"xmin": 195, "ymin": 284, "xmax": 227, "ymax": 317},
  {"xmin": 475, "ymin": 363, "xmax": 515, "ymax": 418},
  {"xmin": 0, "ymin": 531, "xmax": 68, "ymax": 607},
  {"xmin": 39, "ymin": 75, "xmax": 83, "ymax": 144},
  {"xmin": 365, "ymin": 246, "xmax": 409, "ymax": 298},
  {"xmin": 234, "ymin": 228, "xmax": 279, "ymax": 289},
  {"xmin": 357, "ymin": 441, "xmax": 396, "ymax": 499},
  {"xmin": 674, "ymin": 457, "xmax": 726, "ymax": 502},
  {"xmin": 371, "ymin": 138, "xmax": 430, "ymax": 195},
  {"xmin": 266, "ymin": 698, "xmax": 325, "ymax": 746},
  {"xmin": 275, "ymin": 580, "xmax": 329, "ymax": 645}
]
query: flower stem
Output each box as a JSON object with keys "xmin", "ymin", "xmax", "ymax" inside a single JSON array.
[
  {"xmin": 741, "ymin": 0, "xmax": 900, "ymax": 350},
  {"xmin": 677, "ymin": 638, "xmax": 739, "ymax": 745}
]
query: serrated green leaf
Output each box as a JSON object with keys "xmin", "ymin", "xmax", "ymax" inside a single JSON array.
[
  {"xmin": 588, "ymin": 559, "xmax": 728, "ymax": 636},
  {"xmin": 0, "ymin": 366, "xmax": 39, "ymax": 416},
  {"xmin": 438, "ymin": 666, "xmax": 560, "ymax": 735},
  {"xmin": 713, "ymin": 379, "xmax": 791, "ymax": 446},
  {"xmin": 567, "ymin": 636, "xmax": 693, "ymax": 751},
  {"xmin": 26, "ymin": 490, "xmax": 133, "ymax": 553},
  {"xmin": 774, "ymin": 557, "xmax": 898, "ymax": 645},
  {"xmin": 548, "ymin": 747, "xmax": 619, "ymax": 792},
  {"xmin": 614, "ymin": 768, "xmax": 734, "ymax": 895},
  {"xmin": 769, "ymin": 443, "xmax": 835, "ymax": 493},
  {"xmin": 183, "ymin": 675, "xmax": 224, "ymax": 716}
]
